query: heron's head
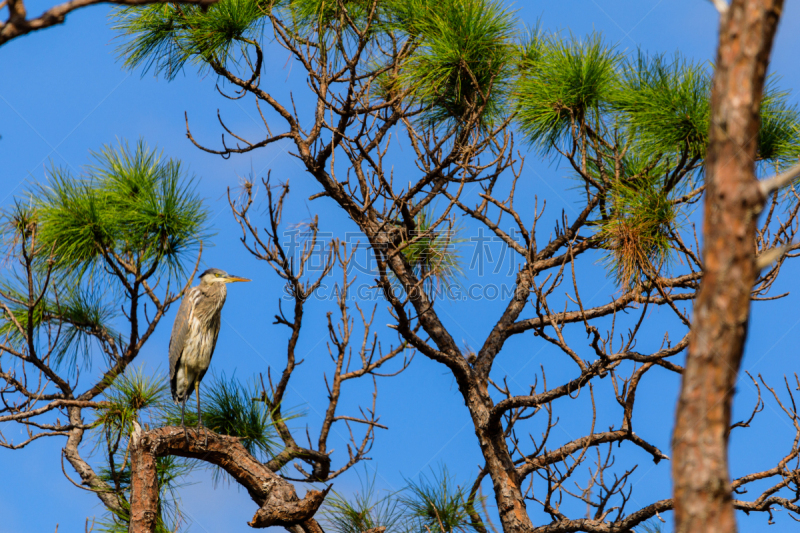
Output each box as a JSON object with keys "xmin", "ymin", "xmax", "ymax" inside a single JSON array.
[{"xmin": 198, "ymin": 268, "xmax": 251, "ymax": 284}]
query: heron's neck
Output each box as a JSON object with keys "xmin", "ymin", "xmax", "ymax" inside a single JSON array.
[{"xmin": 199, "ymin": 281, "xmax": 227, "ymax": 308}]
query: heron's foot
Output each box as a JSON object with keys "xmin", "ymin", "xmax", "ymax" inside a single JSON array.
[
  {"xmin": 180, "ymin": 421, "xmax": 189, "ymax": 444},
  {"xmin": 195, "ymin": 420, "xmax": 208, "ymax": 447}
]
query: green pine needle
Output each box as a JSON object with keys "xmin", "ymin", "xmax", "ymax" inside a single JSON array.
[
  {"xmin": 597, "ymin": 174, "xmax": 676, "ymax": 290},
  {"xmin": 113, "ymin": 0, "xmax": 270, "ymax": 79},
  {"xmin": 402, "ymin": 466, "xmax": 479, "ymax": 533},
  {"xmin": 398, "ymin": 0, "xmax": 516, "ymax": 128},
  {"xmin": 163, "ymin": 373, "xmax": 281, "ymax": 460},
  {"xmin": 615, "ymin": 51, "xmax": 711, "ymax": 160},
  {"xmin": 323, "ymin": 472, "xmax": 404, "ymax": 533},
  {"xmin": 515, "ymin": 31, "xmax": 620, "ymax": 154},
  {"xmin": 0, "ymin": 276, "xmax": 120, "ymax": 370},
  {"xmin": 397, "ymin": 207, "xmax": 465, "ymax": 297},
  {"xmin": 96, "ymin": 366, "xmax": 168, "ymax": 433},
  {"xmin": 34, "ymin": 139, "xmax": 208, "ymax": 281},
  {"xmin": 758, "ymin": 79, "xmax": 800, "ymax": 170}
]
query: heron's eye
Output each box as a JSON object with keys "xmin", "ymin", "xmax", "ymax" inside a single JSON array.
[{"xmin": 215, "ymin": 273, "xmax": 221, "ymax": 278}]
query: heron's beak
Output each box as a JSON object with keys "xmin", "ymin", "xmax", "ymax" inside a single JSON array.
[{"xmin": 225, "ymin": 275, "xmax": 251, "ymax": 283}]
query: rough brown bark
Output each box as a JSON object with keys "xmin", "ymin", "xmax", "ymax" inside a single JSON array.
[
  {"xmin": 128, "ymin": 427, "xmax": 159, "ymax": 532},
  {"xmin": 127, "ymin": 425, "xmax": 329, "ymax": 533},
  {"xmin": 671, "ymin": 2, "xmax": 784, "ymax": 533}
]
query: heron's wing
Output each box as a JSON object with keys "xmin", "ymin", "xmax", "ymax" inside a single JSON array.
[
  {"xmin": 196, "ymin": 318, "xmax": 222, "ymax": 387},
  {"xmin": 169, "ymin": 290, "xmax": 194, "ymax": 395}
]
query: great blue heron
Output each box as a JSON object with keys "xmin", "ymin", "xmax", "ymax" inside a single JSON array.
[{"xmin": 169, "ymin": 268, "xmax": 250, "ymax": 433}]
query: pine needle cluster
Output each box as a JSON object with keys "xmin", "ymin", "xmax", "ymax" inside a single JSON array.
[
  {"xmin": 0, "ymin": 141, "xmax": 206, "ymax": 370},
  {"xmin": 324, "ymin": 474, "xmax": 405, "ymax": 533},
  {"xmin": 0, "ymin": 280, "xmax": 119, "ymax": 370},
  {"xmin": 402, "ymin": 467, "xmax": 477, "ymax": 533},
  {"xmin": 96, "ymin": 366, "xmax": 166, "ymax": 432},
  {"xmin": 35, "ymin": 139, "xmax": 208, "ymax": 279},
  {"xmin": 514, "ymin": 30, "xmax": 800, "ymax": 288},
  {"xmin": 758, "ymin": 80, "xmax": 800, "ymax": 170},
  {"xmin": 322, "ymin": 467, "xmax": 482, "ymax": 533},
  {"xmin": 615, "ymin": 52, "xmax": 711, "ymax": 159},
  {"xmin": 396, "ymin": 0, "xmax": 515, "ymax": 128},
  {"xmin": 397, "ymin": 207, "xmax": 465, "ymax": 297},
  {"xmin": 163, "ymin": 373, "xmax": 280, "ymax": 461},
  {"xmin": 113, "ymin": 0, "xmax": 270, "ymax": 79},
  {"xmin": 516, "ymin": 31, "xmax": 619, "ymax": 153},
  {"xmin": 597, "ymin": 175, "xmax": 676, "ymax": 289}
]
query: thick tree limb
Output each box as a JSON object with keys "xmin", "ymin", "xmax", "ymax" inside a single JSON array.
[
  {"xmin": 128, "ymin": 424, "xmax": 329, "ymax": 533},
  {"xmin": 0, "ymin": 0, "xmax": 219, "ymax": 47}
]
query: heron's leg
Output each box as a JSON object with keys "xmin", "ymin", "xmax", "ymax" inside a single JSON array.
[
  {"xmin": 195, "ymin": 380, "xmax": 203, "ymax": 428},
  {"xmin": 195, "ymin": 380, "xmax": 207, "ymax": 447},
  {"xmin": 181, "ymin": 398, "xmax": 189, "ymax": 442}
]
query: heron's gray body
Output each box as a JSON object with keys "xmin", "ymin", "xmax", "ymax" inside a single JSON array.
[
  {"xmin": 169, "ymin": 280, "xmax": 227, "ymax": 404},
  {"xmin": 168, "ymin": 268, "xmax": 249, "ymax": 433}
]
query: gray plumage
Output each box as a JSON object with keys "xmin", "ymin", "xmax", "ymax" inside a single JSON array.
[{"xmin": 169, "ymin": 268, "xmax": 250, "ymax": 430}]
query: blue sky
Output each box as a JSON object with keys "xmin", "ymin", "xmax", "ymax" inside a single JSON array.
[{"xmin": 2, "ymin": 1, "xmax": 800, "ymax": 532}]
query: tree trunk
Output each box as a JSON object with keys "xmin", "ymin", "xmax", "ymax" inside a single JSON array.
[
  {"xmin": 128, "ymin": 428, "xmax": 160, "ymax": 533},
  {"xmin": 481, "ymin": 431, "xmax": 532, "ymax": 533},
  {"xmin": 671, "ymin": 2, "xmax": 784, "ymax": 532}
]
